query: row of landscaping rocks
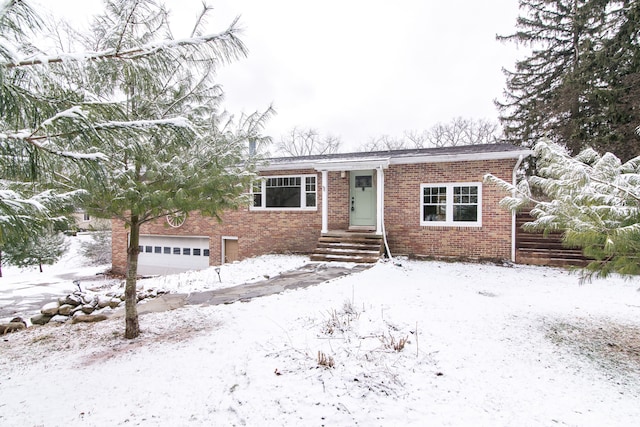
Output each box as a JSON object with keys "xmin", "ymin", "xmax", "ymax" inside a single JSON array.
[{"xmin": 30, "ymin": 288, "xmax": 168, "ymax": 326}]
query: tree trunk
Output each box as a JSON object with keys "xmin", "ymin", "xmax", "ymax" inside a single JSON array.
[
  {"xmin": 124, "ymin": 216, "xmax": 141, "ymax": 339},
  {"xmin": 39, "ymin": 261, "xmax": 42, "ymax": 273}
]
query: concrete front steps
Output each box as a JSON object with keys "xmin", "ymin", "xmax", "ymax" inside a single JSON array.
[{"xmin": 310, "ymin": 231, "xmax": 384, "ymax": 263}]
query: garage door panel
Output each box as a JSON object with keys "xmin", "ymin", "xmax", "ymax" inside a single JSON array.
[{"xmin": 137, "ymin": 235, "xmax": 210, "ymax": 275}]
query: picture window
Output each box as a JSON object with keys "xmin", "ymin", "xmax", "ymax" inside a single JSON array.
[{"xmin": 251, "ymin": 174, "xmax": 317, "ymax": 210}]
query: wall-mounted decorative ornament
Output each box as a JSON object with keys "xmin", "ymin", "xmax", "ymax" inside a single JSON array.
[{"xmin": 166, "ymin": 211, "xmax": 187, "ymax": 228}]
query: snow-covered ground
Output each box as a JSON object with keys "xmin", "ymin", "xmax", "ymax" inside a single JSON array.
[
  {"xmin": 0, "ymin": 233, "xmax": 111, "ymax": 320},
  {"xmin": 1, "ymin": 238, "xmax": 640, "ymax": 426},
  {"xmin": 0, "ymin": 233, "xmax": 308, "ymax": 321}
]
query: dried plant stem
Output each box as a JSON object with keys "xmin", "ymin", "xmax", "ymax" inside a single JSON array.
[{"xmin": 416, "ymin": 321, "xmax": 419, "ymax": 358}]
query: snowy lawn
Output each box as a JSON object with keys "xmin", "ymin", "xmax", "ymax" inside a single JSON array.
[
  {"xmin": 2, "ymin": 256, "xmax": 640, "ymax": 426},
  {"xmin": 0, "ymin": 233, "xmax": 112, "ymax": 319},
  {"xmin": 0, "ymin": 233, "xmax": 309, "ymax": 321}
]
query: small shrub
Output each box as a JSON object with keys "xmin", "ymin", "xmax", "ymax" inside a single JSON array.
[
  {"xmin": 321, "ymin": 300, "xmax": 360, "ymax": 335},
  {"xmin": 317, "ymin": 351, "xmax": 335, "ymax": 368},
  {"xmin": 381, "ymin": 333, "xmax": 409, "ymax": 352},
  {"xmin": 342, "ymin": 300, "xmax": 357, "ymax": 315},
  {"xmin": 322, "ymin": 309, "xmax": 343, "ymax": 335},
  {"xmin": 81, "ymin": 231, "xmax": 112, "ymax": 265}
]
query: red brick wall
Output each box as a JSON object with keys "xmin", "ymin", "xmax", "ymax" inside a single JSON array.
[
  {"xmin": 111, "ymin": 219, "xmax": 129, "ymax": 275},
  {"xmin": 111, "ymin": 169, "xmax": 323, "ymax": 275},
  {"xmin": 111, "ymin": 159, "xmax": 516, "ymax": 274},
  {"xmin": 383, "ymin": 160, "xmax": 515, "ymax": 261},
  {"xmin": 328, "ymin": 171, "xmax": 350, "ymax": 230}
]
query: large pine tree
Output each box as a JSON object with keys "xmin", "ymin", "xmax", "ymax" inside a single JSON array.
[
  {"xmin": 486, "ymin": 139, "xmax": 640, "ymax": 282},
  {"xmin": 0, "ymin": 0, "xmax": 92, "ymax": 247},
  {"xmin": 1, "ymin": 0, "xmax": 272, "ymax": 338},
  {"xmin": 591, "ymin": 0, "xmax": 640, "ymax": 161},
  {"xmin": 497, "ymin": 0, "xmax": 640, "ymax": 161},
  {"xmin": 66, "ymin": 0, "xmax": 273, "ymax": 339}
]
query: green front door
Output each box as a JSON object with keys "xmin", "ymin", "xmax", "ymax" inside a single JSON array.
[{"xmin": 350, "ymin": 170, "xmax": 376, "ymax": 228}]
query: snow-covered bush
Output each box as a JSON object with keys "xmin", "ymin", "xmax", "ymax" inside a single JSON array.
[
  {"xmin": 3, "ymin": 229, "xmax": 69, "ymax": 273},
  {"xmin": 486, "ymin": 139, "xmax": 640, "ymax": 281},
  {"xmin": 80, "ymin": 231, "xmax": 112, "ymax": 266}
]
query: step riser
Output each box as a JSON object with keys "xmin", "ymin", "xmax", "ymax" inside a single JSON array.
[
  {"xmin": 311, "ymin": 233, "xmax": 383, "ymax": 263},
  {"xmin": 314, "ymin": 250, "xmax": 381, "ymax": 256},
  {"xmin": 310, "ymin": 255, "xmax": 379, "ymax": 263},
  {"xmin": 316, "ymin": 244, "xmax": 382, "ymax": 251}
]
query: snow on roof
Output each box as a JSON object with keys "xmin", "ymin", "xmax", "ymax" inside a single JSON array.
[{"xmin": 259, "ymin": 143, "xmax": 533, "ymax": 171}]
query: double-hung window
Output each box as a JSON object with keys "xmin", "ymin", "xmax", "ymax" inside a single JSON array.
[
  {"xmin": 252, "ymin": 174, "xmax": 317, "ymax": 210},
  {"xmin": 420, "ymin": 182, "xmax": 482, "ymax": 226}
]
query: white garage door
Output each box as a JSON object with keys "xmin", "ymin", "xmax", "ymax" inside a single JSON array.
[{"xmin": 137, "ymin": 235, "xmax": 210, "ymax": 275}]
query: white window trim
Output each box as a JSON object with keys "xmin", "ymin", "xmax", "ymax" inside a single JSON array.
[
  {"xmin": 420, "ymin": 182, "xmax": 482, "ymax": 227},
  {"xmin": 250, "ymin": 174, "xmax": 318, "ymax": 211}
]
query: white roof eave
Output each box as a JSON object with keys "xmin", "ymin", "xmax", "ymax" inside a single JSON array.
[
  {"xmin": 258, "ymin": 158, "xmax": 391, "ymax": 172},
  {"xmin": 314, "ymin": 158, "xmax": 391, "ymax": 171},
  {"xmin": 256, "ymin": 149, "xmax": 533, "ymax": 172},
  {"xmin": 388, "ymin": 149, "xmax": 533, "ymax": 165}
]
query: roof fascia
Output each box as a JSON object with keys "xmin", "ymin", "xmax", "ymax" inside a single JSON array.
[
  {"xmin": 258, "ymin": 158, "xmax": 390, "ymax": 172},
  {"xmin": 314, "ymin": 158, "xmax": 390, "ymax": 171},
  {"xmin": 256, "ymin": 149, "xmax": 533, "ymax": 171},
  {"xmin": 388, "ymin": 149, "xmax": 533, "ymax": 165}
]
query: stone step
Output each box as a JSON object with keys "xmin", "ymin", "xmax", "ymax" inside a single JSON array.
[
  {"xmin": 316, "ymin": 242, "xmax": 382, "ymax": 251},
  {"xmin": 310, "ymin": 253, "xmax": 380, "ymax": 263},
  {"xmin": 311, "ymin": 232, "xmax": 383, "ymax": 264},
  {"xmin": 313, "ymin": 247, "xmax": 381, "ymax": 256},
  {"xmin": 318, "ymin": 236, "xmax": 383, "ymax": 245}
]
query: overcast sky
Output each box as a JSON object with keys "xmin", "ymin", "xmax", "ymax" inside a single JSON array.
[{"xmin": 41, "ymin": 0, "xmax": 523, "ymax": 150}]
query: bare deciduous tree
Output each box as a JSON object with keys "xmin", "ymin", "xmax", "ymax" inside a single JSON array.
[
  {"xmin": 425, "ymin": 117, "xmax": 499, "ymax": 147},
  {"xmin": 403, "ymin": 130, "xmax": 429, "ymax": 148},
  {"xmin": 276, "ymin": 127, "xmax": 342, "ymax": 156},
  {"xmin": 357, "ymin": 118, "xmax": 500, "ymax": 152},
  {"xmin": 359, "ymin": 134, "xmax": 413, "ymax": 152}
]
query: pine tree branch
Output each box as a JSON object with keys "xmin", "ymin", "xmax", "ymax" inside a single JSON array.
[
  {"xmin": 114, "ymin": 0, "xmax": 142, "ymax": 54},
  {"xmin": 1, "ymin": 129, "xmax": 106, "ymax": 161},
  {"xmin": 483, "ymin": 173, "xmax": 543, "ymax": 206},
  {"xmin": 4, "ymin": 23, "xmax": 244, "ymax": 69},
  {"xmin": 587, "ymin": 175, "xmax": 640, "ymax": 204}
]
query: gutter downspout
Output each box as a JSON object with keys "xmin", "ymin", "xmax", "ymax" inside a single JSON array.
[
  {"xmin": 378, "ymin": 166, "xmax": 393, "ymax": 262},
  {"xmin": 321, "ymin": 170, "xmax": 328, "ymax": 234},
  {"xmin": 511, "ymin": 155, "xmax": 525, "ymax": 263}
]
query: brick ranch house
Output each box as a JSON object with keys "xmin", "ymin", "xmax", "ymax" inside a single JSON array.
[{"xmin": 111, "ymin": 143, "xmax": 532, "ymax": 275}]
